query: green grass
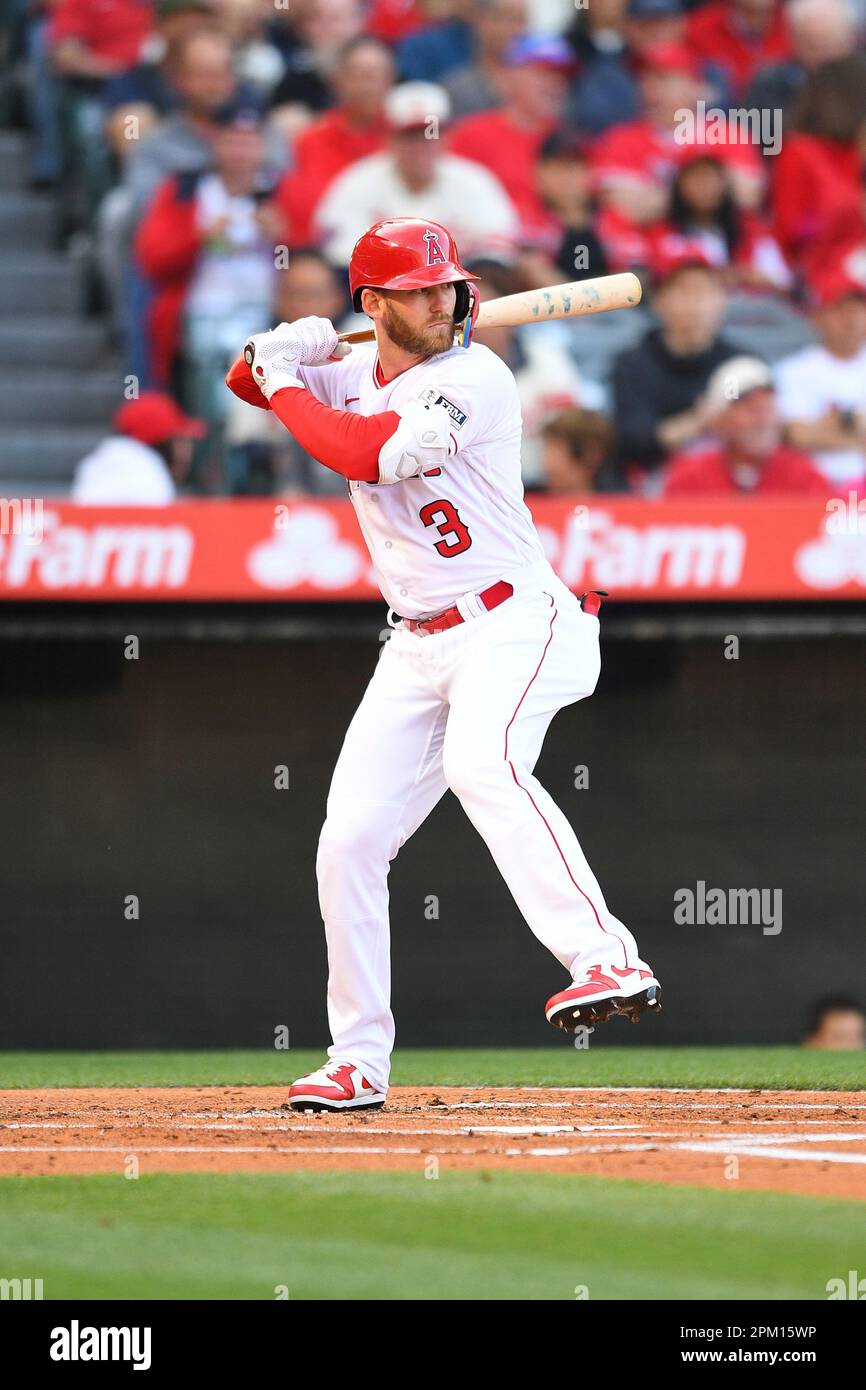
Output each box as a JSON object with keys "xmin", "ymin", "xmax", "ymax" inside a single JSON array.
[
  {"xmin": 0, "ymin": 1172, "xmax": 861, "ymax": 1300},
  {"xmin": 1, "ymin": 1047, "xmax": 864, "ymax": 1091}
]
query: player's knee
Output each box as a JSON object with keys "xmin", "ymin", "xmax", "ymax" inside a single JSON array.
[
  {"xmin": 442, "ymin": 744, "xmax": 507, "ymax": 804},
  {"xmin": 316, "ymin": 808, "xmax": 393, "ymax": 881}
]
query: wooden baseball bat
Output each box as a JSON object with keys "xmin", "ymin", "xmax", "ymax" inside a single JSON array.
[{"xmin": 337, "ymin": 271, "xmax": 642, "ymax": 344}]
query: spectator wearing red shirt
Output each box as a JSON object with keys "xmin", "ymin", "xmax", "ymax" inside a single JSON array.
[
  {"xmin": 446, "ymin": 34, "xmax": 576, "ymax": 237},
  {"xmin": 770, "ymin": 54, "xmax": 866, "ymax": 286},
  {"xmin": 646, "ymin": 152, "xmax": 791, "ymax": 291},
  {"xmin": 591, "ymin": 41, "xmax": 765, "ymax": 249},
  {"xmin": 366, "ymin": 0, "xmax": 428, "ymax": 44},
  {"xmin": 50, "ymin": 0, "xmax": 156, "ymax": 230},
  {"xmin": 135, "ymin": 110, "xmax": 286, "ymax": 392},
  {"xmin": 663, "ymin": 356, "xmax": 827, "ymax": 495},
  {"xmin": 51, "ymin": 0, "xmax": 154, "ymax": 78},
  {"xmin": 276, "ymin": 37, "xmax": 395, "ymax": 249},
  {"xmin": 685, "ymin": 0, "xmax": 791, "ymax": 99}
]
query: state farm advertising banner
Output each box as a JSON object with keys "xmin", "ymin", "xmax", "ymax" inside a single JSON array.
[{"xmin": 0, "ymin": 496, "xmax": 864, "ymax": 601}]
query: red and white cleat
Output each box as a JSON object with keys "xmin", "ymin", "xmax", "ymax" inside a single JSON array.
[
  {"xmin": 287, "ymin": 1062, "xmax": 387, "ymax": 1113},
  {"xmin": 546, "ymin": 962, "xmax": 662, "ymax": 1033}
]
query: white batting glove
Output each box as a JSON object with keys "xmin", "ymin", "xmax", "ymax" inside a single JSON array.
[
  {"xmin": 244, "ymin": 330, "xmax": 303, "ymax": 399},
  {"xmin": 272, "ymin": 317, "xmax": 351, "ymax": 366},
  {"xmin": 244, "ymin": 317, "xmax": 351, "ymax": 400}
]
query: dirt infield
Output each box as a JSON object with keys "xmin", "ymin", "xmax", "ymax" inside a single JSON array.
[{"xmin": 2, "ymin": 1087, "xmax": 865, "ymax": 1199}]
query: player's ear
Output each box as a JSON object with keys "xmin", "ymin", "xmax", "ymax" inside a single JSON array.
[{"xmin": 360, "ymin": 287, "xmax": 383, "ymax": 319}]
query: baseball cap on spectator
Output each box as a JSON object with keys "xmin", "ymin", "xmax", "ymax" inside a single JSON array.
[
  {"xmin": 214, "ymin": 102, "xmax": 264, "ymax": 129},
  {"xmin": 703, "ymin": 357, "xmax": 773, "ymax": 419},
  {"xmin": 385, "ymin": 82, "xmax": 451, "ymax": 131},
  {"xmin": 677, "ymin": 146, "xmax": 725, "ymax": 170},
  {"xmin": 503, "ymin": 35, "xmax": 578, "ymax": 73},
  {"xmin": 652, "ymin": 242, "xmax": 717, "ymax": 285},
  {"xmin": 156, "ymin": 0, "xmax": 212, "ymax": 15},
  {"xmin": 628, "ymin": 0, "xmax": 682, "ymax": 14},
  {"xmin": 539, "ymin": 129, "xmax": 589, "ymax": 162},
  {"xmin": 810, "ymin": 269, "xmax": 866, "ymax": 308},
  {"xmin": 114, "ymin": 393, "xmax": 207, "ymax": 445},
  {"xmin": 639, "ymin": 41, "xmax": 699, "ymax": 77}
]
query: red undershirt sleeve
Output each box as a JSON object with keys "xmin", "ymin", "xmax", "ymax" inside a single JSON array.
[
  {"xmin": 224, "ymin": 355, "xmax": 402, "ymax": 484},
  {"xmin": 269, "ymin": 387, "xmax": 401, "ymax": 484}
]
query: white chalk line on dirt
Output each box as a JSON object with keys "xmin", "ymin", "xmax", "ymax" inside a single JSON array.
[
  {"xmin": 506, "ymin": 1143, "xmax": 663, "ymax": 1157},
  {"xmin": 6, "ymin": 1121, "xmax": 865, "ymax": 1143},
  {"xmin": 3, "ymin": 1136, "xmax": 864, "ymax": 1166},
  {"xmin": 167, "ymin": 1100, "xmax": 866, "ymax": 1121},
  {"xmin": 0, "ymin": 1121, "xmax": 642, "ymax": 1137},
  {"xmin": 674, "ymin": 1143, "xmax": 866, "ymax": 1166},
  {"xmin": 414, "ymin": 1101, "xmax": 866, "ymax": 1112},
  {"xmin": 503, "ymin": 1141, "xmax": 866, "ymax": 1165},
  {"xmin": 5, "ymin": 1104, "xmax": 863, "ymax": 1129},
  {"xmin": 0, "ymin": 1145, "xmax": 424, "ymax": 1157}
]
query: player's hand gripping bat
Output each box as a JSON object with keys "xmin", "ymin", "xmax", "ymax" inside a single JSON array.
[{"xmin": 336, "ymin": 271, "xmax": 643, "ymax": 345}]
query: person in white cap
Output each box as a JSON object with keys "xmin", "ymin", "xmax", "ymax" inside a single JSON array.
[
  {"xmin": 313, "ymin": 81, "xmax": 519, "ymax": 268},
  {"xmin": 774, "ymin": 271, "xmax": 866, "ymax": 490},
  {"xmin": 662, "ymin": 356, "xmax": 828, "ymax": 495}
]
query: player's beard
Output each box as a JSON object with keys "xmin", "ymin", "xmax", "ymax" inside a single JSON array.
[{"xmin": 380, "ymin": 299, "xmax": 455, "ymax": 358}]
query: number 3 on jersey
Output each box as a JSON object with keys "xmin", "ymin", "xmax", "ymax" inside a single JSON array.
[{"xmin": 419, "ymin": 498, "xmax": 473, "ymax": 556}]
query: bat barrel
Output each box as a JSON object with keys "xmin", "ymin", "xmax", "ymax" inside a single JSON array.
[
  {"xmin": 478, "ymin": 271, "xmax": 642, "ymax": 330},
  {"xmin": 336, "ymin": 272, "xmax": 643, "ymax": 344}
]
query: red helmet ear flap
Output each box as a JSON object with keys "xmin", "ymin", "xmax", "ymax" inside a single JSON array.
[
  {"xmin": 455, "ymin": 281, "xmax": 480, "ymax": 347},
  {"xmin": 452, "ymin": 280, "xmax": 471, "ymax": 324}
]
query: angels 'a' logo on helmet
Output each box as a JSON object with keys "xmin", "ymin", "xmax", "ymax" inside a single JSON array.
[{"xmin": 423, "ymin": 228, "xmax": 447, "ymax": 268}]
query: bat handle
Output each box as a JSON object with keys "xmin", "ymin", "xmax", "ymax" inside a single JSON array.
[{"xmin": 339, "ymin": 327, "xmax": 376, "ymax": 344}]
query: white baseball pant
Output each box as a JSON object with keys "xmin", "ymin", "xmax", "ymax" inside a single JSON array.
[{"xmin": 316, "ymin": 560, "xmax": 642, "ymax": 1093}]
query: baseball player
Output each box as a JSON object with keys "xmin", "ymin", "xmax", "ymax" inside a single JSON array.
[{"xmin": 226, "ymin": 217, "xmax": 661, "ymax": 1112}]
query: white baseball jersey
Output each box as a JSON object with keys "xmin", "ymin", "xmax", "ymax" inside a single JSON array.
[
  {"xmin": 298, "ymin": 342, "xmax": 547, "ymax": 618},
  {"xmin": 314, "ymin": 154, "xmax": 519, "ymax": 268},
  {"xmin": 774, "ymin": 343, "xmax": 866, "ymax": 485}
]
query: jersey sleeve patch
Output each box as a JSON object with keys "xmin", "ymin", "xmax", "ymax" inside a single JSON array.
[{"xmin": 420, "ymin": 386, "xmax": 468, "ymax": 430}]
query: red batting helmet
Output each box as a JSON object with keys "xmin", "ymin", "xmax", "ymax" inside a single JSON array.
[{"xmin": 348, "ymin": 217, "xmax": 478, "ymax": 321}]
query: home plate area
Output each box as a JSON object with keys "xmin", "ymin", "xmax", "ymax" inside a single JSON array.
[{"xmin": 2, "ymin": 1087, "xmax": 865, "ymax": 1199}]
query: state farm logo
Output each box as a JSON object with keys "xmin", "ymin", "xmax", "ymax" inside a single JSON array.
[
  {"xmin": 795, "ymin": 514, "xmax": 866, "ymax": 590},
  {"xmin": 0, "ymin": 509, "xmax": 193, "ymax": 590},
  {"xmin": 246, "ymin": 505, "xmax": 366, "ymax": 591},
  {"xmin": 545, "ymin": 509, "xmax": 745, "ymax": 590}
]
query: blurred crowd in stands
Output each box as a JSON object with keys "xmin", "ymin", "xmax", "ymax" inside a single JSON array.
[{"xmin": 6, "ymin": 0, "xmax": 866, "ymax": 501}]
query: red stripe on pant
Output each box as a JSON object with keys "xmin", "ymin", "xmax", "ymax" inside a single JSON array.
[{"xmin": 502, "ymin": 594, "xmax": 628, "ymax": 970}]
